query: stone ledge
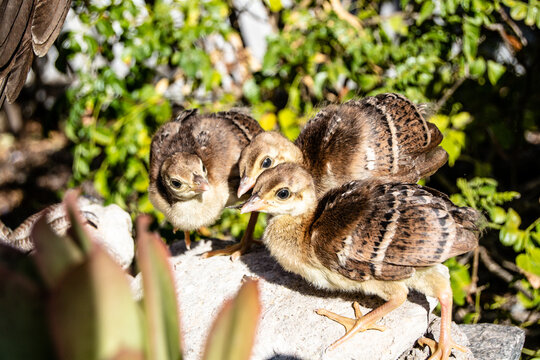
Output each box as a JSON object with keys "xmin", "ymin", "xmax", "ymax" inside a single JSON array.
[{"xmin": 167, "ymin": 239, "xmax": 473, "ymax": 360}]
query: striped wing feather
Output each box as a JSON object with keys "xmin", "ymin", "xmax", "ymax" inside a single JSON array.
[
  {"xmin": 310, "ymin": 182, "xmax": 479, "ymax": 282},
  {"xmin": 293, "ymin": 93, "xmax": 447, "ymax": 193}
]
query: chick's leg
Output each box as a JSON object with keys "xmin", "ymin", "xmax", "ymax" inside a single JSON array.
[
  {"xmin": 316, "ymin": 291, "xmax": 407, "ymax": 351},
  {"xmin": 183, "ymin": 230, "xmax": 191, "ymax": 249},
  {"xmin": 201, "ymin": 212, "xmax": 259, "ymax": 261},
  {"xmin": 418, "ymin": 284, "xmax": 468, "ymax": 360},
  {"xmin": 172, "ymin": 228, "xmax": 192, "ymax": 249}
]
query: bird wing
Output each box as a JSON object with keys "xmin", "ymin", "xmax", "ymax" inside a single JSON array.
[
  {"xmin": 1, "ymin": 40, "xmax": 34, "ymax": 105},
  {"xmin": 293, "ymin": 94, "xmax": 447, "ymax": 194},
  {"xmin": 0, "ymin": 0, "xmax": 72, "ymax": 104},
  {"xmin": 310, "ymin": 182, "xmax": 478, "ymax": 282},
  {"xmin": 0, "ymin": 0, "xmax": 32, "ymax": 69},
  {"xmin": 31, "ymin": 0, "xmax": 72, "ymax": 56},
  {"xmin": 347, "ymin": 93, "xmax": 447, "ymax": 182},
  {"xmin": 214, "ymin": 110, "xmax": 263, "ymax": 146}
]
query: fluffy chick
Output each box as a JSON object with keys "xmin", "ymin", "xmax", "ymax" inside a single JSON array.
[
  {"xmin": 241, "ymin": 163, "xmax": 482, "ymax": 359},
  {"xmin": 237, "ymin": 93, "xmax": 447, "ymax": 198},
  {"xmin": 149, "ymin": 109, "xmax": 262, "ymax": 257}
]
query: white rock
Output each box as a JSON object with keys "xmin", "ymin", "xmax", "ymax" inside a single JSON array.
[
  {"xmin": 168, "ymin": 239, "xmax": 469, "ymax": 360},
  {"xmin": 83, "ymin": 202, "xmax": 134, "ymax": 269}
]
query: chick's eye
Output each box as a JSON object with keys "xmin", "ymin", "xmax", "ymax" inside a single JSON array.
[
  {"xmin": 171, "ymin": 179, "xmax": 182, "ymax": 189},
  {"xmin": 202, "ymin": 164, "xmax": 207, "ymax": 174},
  {"xmin": 276, "ymin": 188, "xmax": 290, "ymax": 200},
  {"xmin": 261, "ymin": 157, "xmax": 273, "ymax": 169}
]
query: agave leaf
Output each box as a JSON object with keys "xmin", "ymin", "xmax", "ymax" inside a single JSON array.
[
  {"xmin": 136, "ymin": 215, "xmax": 182, "ymax": 360},
  {"xmin": 48, "ymin": 245, "xmax": 144, "ymax": 360},
  {"xmin": 0, "ymin": 254, "xmax": 55, "ymax": 359},
  {"xmin": 64, "ymin": 190, "xmax": 93, "ymax": 254},
  {"xmin": 31, "ymin": 211, "xmax": 84, "ymax": 289},
  {"xmin": 202, "ymin": 280, "xmax": 261, "ymax": 360}
]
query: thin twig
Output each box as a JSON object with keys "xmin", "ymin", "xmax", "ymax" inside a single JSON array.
[
  {"xmin": 497, "ymin": 6, "xmax": 527, "ymax": 47},
  {"xmin": 485, "ymin": 23, "xmax": 521, "ymax": 54},
  {"xmin": 478, "ymin": 245, "xmax": 534, "ymax": 300},
  {"xmin": 433, "ymin": 75, "xmax": 466, "ymax": 113}
]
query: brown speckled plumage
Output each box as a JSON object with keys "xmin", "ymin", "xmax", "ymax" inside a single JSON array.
[
  {"xmin": 149, "ymin": 109, "xmax": 263, "ymax": 255},
  {"xmin": 238, "ymin": 93, "xmax": 448, "ymax": 198},
  {"xmin": 241, "ymin": 163, "xmax": 482, "ymax": 359}
]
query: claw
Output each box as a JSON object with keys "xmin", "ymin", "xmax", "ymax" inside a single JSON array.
[{"xmin": 316, "ymin": 293, "xmax": 407, "ymax": 351}]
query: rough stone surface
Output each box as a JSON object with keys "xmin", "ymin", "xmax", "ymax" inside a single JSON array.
[
  {"xmin": 167, "ymin": 239, "xmax": 474, "ymax": 360},
  {"xmin": 460, "ymin": 323, "xmax": 525, "ymax": 360},
  {"xmin": 0, "ymin": 197, "xmax": 135, "ymax": 269},
  {"xmin": 82, "ymin": 201, "xmax": 134, "ymax": 269},
  {"xmin": 398, "ymin": 317, "xmax": 473, "ymax": 360}
]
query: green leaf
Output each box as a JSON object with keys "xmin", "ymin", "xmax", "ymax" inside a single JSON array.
[
  {"xmin": 417, "ymin": 2, "xmax": 435, "ymax": 25},
  {"xmin": 446, "ymin": 258, "xmax": 471, "ymax": 306},
  {"xmin": 499, "ymin": 226, "xmax": 520, "ymax": 247},
  {"xmin": 506, "ymin": 208, "xmax": 522, "ymax": 228},
  {"xmin": 487, "ymin": 60, "xmax": 506, "ymax": 85},
  {"xmin": 509, "ymin": 2, "xmax": 528, "ymax": 20},
  {"xmin": 516, "ymin": 248, "xmax": 540, "ymax": 276},
  {"xmin": 489, "ymin": 206, "xmax": 507, "ymax": 224},
  {"xmin": 203, "ymin": 280, "xmax": 261, "ymax": 360},
  {"xmin": 136, "ymin": 216, "xmax": 182, "ymax": 360},
  {"xmin": 48, "ymin": 246, "xmax": 144, "ymax": 360},
  {"xmin": 357, "ymin": 74, "xmax": 379, "ymax": 91},
  {"xmin": 64, "ymin": 191, "xmax": 93, "ymax": 255},
  {"xmin": 470, "ymin": 57, "xmax": 486, "ymax": 77},
  {"xmin": 268, "ymin": 0, "xmax": 282, "ymax": 12},
  {"xmin": 451, "ymin": 112, "xmax": 472, "ymax": 129},
  {"xmin": 31, "ymin": 210, "xmax": 85, "ymax": 289},
  {"xmin": 463, "ymin": 20, "xmax": 480, "ymax": 61},
  {"xmin": 243, "ymin": 78, "xmax": 261, "ymax": 104}
]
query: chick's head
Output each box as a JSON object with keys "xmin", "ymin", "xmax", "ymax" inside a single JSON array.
[
  {"xmin": 237, "ymin": 132, "xmax": 303, "ymax": 197},
  {"xmin": 160, "ymin": 152, "xmax": 209, "ymax": 200},
  {"xmin": 241, "ymin": 163, "xmax": 316, "ymax": 216}
]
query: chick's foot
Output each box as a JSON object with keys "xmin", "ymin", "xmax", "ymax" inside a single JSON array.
[{"xmin": 316, "ymin": 301, "xmax": 386, "ymax": 351}]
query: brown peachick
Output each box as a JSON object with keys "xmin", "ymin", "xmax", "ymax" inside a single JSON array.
[
  {"xmin": 241, "ymin": 163, "xmax": 483, "ymax": 360},
  {"xmin": 237, "ymin": 93, "xmax": 448, "ymax": 198},
  {"xmin": 149, "ymin": 109, "xmax": 262, "ymax": 259}
]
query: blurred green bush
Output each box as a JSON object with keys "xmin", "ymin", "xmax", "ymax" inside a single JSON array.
[{"xmin": 53, "ymin": 0, "xmax": 539, "ymax": 351}]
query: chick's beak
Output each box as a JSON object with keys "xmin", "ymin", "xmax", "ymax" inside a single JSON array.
[
  {"xmin": 193, "ymin": 175, "xmax": 210, "ymax": 192},
  {"xmin": 240, "ymin": 195, "xmax": 266, "ymax": 214},
  {"xmin": 237, "ymin": 176, "xmax": 256, "ymax": 198}
]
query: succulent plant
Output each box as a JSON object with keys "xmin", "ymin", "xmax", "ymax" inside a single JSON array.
[{"xmin": 0, "ymin": 191, "xmax": 261, "ymax": 360}]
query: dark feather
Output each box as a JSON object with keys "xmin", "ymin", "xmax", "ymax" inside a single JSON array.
[
  {"xmin": 0, "ymin": 0, "xmax": 32, "ymax": 68},
  {"xmin": 293, "ymin": 93, "xmax": 447, "ymax": 196},
  {"xmin": 311, "ymin": 181, "xmax": 480, "ymax": 282},
  {"xmin": 0, "ymin": 0, "xmax": 72, "ymax": 105},
  {"xmin": 31, "ymin": 0, "xmax": 72, "ymax": 56}
]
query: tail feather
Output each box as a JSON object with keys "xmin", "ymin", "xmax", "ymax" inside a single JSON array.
[{"xmin": 449, "ymin": 206, "xmax": 485, "ymax": 254}]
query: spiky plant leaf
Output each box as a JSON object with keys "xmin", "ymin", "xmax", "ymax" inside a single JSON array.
[
  {"xmin": 0, "ymin": 245, "xmax": 55, "ymax": 359},
  {"xmin": 136, "ymin": 215, "xmax": 182, "ymax": 360},
  {"xmin": 202, "ymin": 280, "xmax": 261, "ymax": 360},
  {"xmin": 64, "ymin": 190, "xmax": 93, "ymax": 254},
  {"xmin": 48, "ymin": 244, "xmax": 144, "ymax": 360},
  {"xmin": 31, "ymin": 210, "xmax": 84, "ymax": 289}
]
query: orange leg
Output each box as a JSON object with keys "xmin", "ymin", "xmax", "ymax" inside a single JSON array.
[
  {"xmin": 418, "ymin": 286, "xmax": 468, "ymax": 360},
  {"xmin": 201, "ymin": 212, "xmax": 259, "ymax": 261},
  {"xmin": 316, "ymin": 292, "xmax": 407, "ymax": 351},
  {"xmin": 197, "ymin": 226, "xmax": 212, "ymax": 237},
  {"xmin": 183, "ymin": 230, "xmax": 191, "ymax": 249},
  {"xmin": 173, "ymin": 228, "xmax": 192, "ymax": 249}
]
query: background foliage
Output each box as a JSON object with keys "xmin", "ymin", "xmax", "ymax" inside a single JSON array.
[{"xmin": 2, "ymin": 0, "xmax": 540, "ymax": 357}]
